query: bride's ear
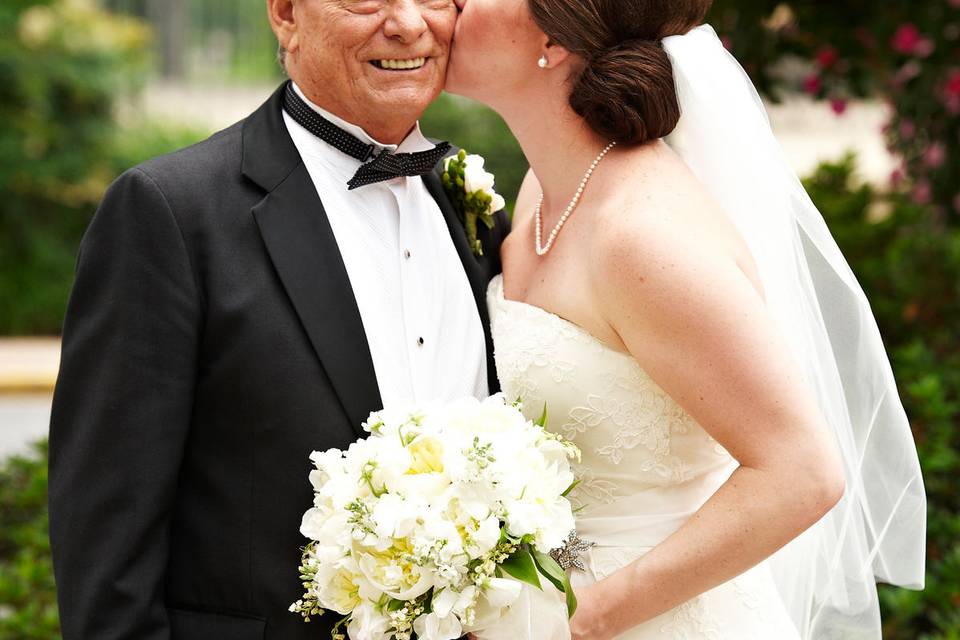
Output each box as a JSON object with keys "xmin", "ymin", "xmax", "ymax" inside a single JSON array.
[{"xmin": 538, "ymin": 37, "xmax": 572, "ymax": 69}]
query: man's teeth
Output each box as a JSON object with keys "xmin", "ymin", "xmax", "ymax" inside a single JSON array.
[{"xmin": 377, "ymin": 57, "xmax": 426, "ymax": 70}]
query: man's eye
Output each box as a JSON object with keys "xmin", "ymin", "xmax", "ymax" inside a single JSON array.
[{"xmin": 345, "ymin": 0, "xmax": 383, "ymax": 14}]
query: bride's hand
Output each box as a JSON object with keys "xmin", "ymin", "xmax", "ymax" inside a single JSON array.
[{"xmin": 569, "ymin": 582, "xmax": 617, "ymax": 640}]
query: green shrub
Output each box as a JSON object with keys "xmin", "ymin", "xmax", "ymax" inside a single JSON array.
[
  {"xmin": 0, "ymin": 441, "xmax": 58, "ymax": 640},
  {"xmin": 803, "ymin": 156, "xmax": 960, "ymax": 639},
  {"xmin": 709, "ymin": 1, "xmax": 960, "ymax": 219},
  {"xmin": 0, "ymin": 0, "xmax": 205, "ymax": 335},
  {"xmin": 422, "ymin": 93, "xmax": 528, "ymax": 212}
]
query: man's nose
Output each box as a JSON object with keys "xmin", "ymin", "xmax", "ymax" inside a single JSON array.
[{"xmin": 384, "ymin": 0, "xmax": 429, "ymax": 44}]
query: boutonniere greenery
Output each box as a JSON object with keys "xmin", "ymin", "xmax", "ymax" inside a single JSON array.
[{"xmin": 441, "ymin": 150, "xmax": 506, "ymax": 257}]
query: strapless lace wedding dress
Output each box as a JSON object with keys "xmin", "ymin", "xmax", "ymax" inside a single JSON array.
[{"xmin": 487, "ymin": 274, "xmax": 801, "ymax": 639}]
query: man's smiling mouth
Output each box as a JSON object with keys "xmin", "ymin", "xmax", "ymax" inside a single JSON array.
[{"xmin": 370, "ymin": 57, "xmax": 427, "ymax": 71}]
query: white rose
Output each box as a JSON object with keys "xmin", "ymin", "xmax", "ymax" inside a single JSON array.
[{"xmin": 463, "ymin": 155, "xmax": 496, "ymax": 194}]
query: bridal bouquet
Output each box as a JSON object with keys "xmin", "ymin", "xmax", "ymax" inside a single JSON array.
[{"xmin": 290, "ymin": 394, "xmax": 581, "ymax": 640}]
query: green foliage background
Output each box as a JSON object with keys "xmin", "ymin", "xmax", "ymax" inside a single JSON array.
[{"xmin": 0, "ymin": 1, "xmax": 957, "ymax": 638}]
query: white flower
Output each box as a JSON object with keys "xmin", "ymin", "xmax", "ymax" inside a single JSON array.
[
  {"xmin": 354, "ymin": 540, "xmax": 436, "ymax": 601},
  {"xmin": 313, "ymin": 556, "xmax": 369, "ymax": 614},
  {"xmin": 292, "ymin": 394, "xmax": 581, "ymax": 635},
  {"xmin": 346, "ymin": 601, "xmax": 393, "ymax": 640},
  {"xmin": 413, "ymin": 610, "xmax": 463, "ymax": 640},
  {"xmin": 434, "ymin": 585, "xmax": 478, "ymax": 618},
  {"xmin": 462, "ymin": 155, "xmax": 496, "ymax": 194},
  {"xmin": 485, "ymin": 577, "xmax": 524, "ymax": 609},
  {"xmin": 490, "ymin": 192, "xmax": 506, "ymax": 214}
]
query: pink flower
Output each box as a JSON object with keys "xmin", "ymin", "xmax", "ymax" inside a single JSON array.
[
  {"xmin": 892, "ymin": 24, "xmax": 923, "ymax": 55},
  {"xmin": 803, "ymin": 73, "xmax": 822, "ymax": 95},
  {"xmin": 899, "ymin": 120, "xmax": 916, "ymax": 140},
  {"xmin": 890, "ymin": 168, "xmax": 906, "ymax": 188},
  {"xmin": 830, "ymin": 98, "xmax": 849, "ymax": 115},
  {"xmin": 891, "ymin": 24, "xmax": 933, "ymax": 57},
  {"xmin": 816, "ymin": 47, "xmax": 840, "ymax": 69},
  {"xmin": 912, "ymin": 180, "xmax": 932, "ymax": 205},
  {"xmin": 945, "ymin": 70, "xmax": 960, "ymax": 97},
  {"xmin": 923, "ymin": 143, "xmax": 946, "ymax": 168},
  {"xmin": 946, "ymin": 94, "xmax": 960, "ymax": 115},
  {"xmin": 893, "ymin": 61, "xmax": 922, "ymax": 88},
  {"xmin": 914, "ymin": 38, "xmax": 936, "ymax": 58}
]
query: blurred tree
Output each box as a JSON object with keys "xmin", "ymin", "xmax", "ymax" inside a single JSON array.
[
  {"xmin": 422, "ymin": 94, "xmax": 528, "ymax": 212},
  {"xmin": 708, "ymin": 1, "xmax": 960, "ymax": 223},
  {"xmin": 0, "ymin": 0, "xmax": 201, "ymax": 334},
  {"xmin": 147, "ymin": 0, "xmax": 187, "ymax": 79},
  {"xmin": 0, "ymin": 442, "xmax": 57, "ymax": 640}
]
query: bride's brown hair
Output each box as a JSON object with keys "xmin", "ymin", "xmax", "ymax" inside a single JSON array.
[{"xmin": 528, "ymin": 0, "xmax": 713, "ymax": 145}]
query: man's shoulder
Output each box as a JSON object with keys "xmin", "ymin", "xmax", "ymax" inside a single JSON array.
[{"xmin": 133, "ymin": 119, "xmax": 246, "ymax": 194}]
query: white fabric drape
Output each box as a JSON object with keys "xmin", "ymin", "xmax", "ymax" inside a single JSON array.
[{"xmin": 662, "ymin": 24, "xmax": 927, "ymax": 639}]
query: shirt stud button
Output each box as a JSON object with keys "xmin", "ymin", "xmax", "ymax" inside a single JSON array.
[
  {"xmin": 417, "ymin": 337, "xmax": 424, "ymax": 347},
  {"xmin": 404, "ymin": 249, "xmax": 412, "ymax": 260}
]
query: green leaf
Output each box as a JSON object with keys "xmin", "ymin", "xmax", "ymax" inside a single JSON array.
[
  {"xmin": 531, "ymin": 549, "xmax": 565, "ymax": 593},
  {"xmin": 536, "ymin": 403, "xmax": 548, "ymax": 428},
  {"xmin": 532, "ymin": 549, "xmax": 578, "ymax": 618},
  {"xmin": 563, "ymin": 570, "xmax": 578, "ymax": 618},
  {"xmin": 562, "ymin": 478, "xmax": 581, "ymax": 497},
  {"xmin": 500, "ymin": 548, "xmax": 542, "ymax": 590}
]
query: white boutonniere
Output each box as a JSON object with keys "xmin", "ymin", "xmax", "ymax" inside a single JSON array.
[{"xmin": 441, "ymin": 150, "xmax": 506, "ymax": 257}]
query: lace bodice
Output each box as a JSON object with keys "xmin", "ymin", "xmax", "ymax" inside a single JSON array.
[
  {"xmin": 487, "ymin": 274, "xmax": 733, "ymax": 517},
  {"xmin": 487, "ymin": 275, "xmax": 801, "ymax": 639}
]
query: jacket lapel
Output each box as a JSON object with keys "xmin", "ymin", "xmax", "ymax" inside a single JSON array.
[
  {"xmin": 244, "ymin": 84, "xmax": 381, "ymax": 436},
  {"xmin": 422, "ymin": 171, "xmax": 500, "ymax": 394}
]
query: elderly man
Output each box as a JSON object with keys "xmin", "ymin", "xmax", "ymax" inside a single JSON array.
[{"xmin": 48, "ymin": 0, "xmax": 507, "ymax": 638}]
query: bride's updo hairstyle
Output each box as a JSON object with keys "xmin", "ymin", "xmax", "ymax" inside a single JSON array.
[{"xmin": 528, "ymin": 0, "xmax": 713, "ymax": 145}]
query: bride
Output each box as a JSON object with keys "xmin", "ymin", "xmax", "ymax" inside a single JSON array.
[{"xmin": 446, "ymin": 0, "xmax": 926, "ymax": 638}]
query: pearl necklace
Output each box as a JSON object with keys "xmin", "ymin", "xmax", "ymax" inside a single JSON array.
[{"xmin": 535, "ymin": 141, "xmax": 617, "ymax": 256}]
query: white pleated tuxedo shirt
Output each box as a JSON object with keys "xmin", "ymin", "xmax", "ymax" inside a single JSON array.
[{"xmin": 282, "ymin": 83, "xmax": 488, "ymax": 410}]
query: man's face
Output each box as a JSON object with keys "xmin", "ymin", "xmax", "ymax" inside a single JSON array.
[{"xmin": 284, "ymin": 0, "xmax": 457, "ymax": 132}]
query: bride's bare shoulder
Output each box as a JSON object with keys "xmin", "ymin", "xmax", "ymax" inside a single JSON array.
[
  {"xmin": 589, "ymin": 140, "xmax": 764, "ymax": 300},
  {"xmin": 597, "ymin": 141, "xmax": 725, "ymax": 241}
]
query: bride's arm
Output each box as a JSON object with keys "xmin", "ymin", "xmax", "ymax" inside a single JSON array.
[{"xmin": 577, "ymin": 203, "xmax": 845, "ymax": 638}]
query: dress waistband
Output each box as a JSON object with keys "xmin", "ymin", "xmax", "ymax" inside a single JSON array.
[{"xmin": 575, "ymin": 459, "xmax": 738, "ymax": 548}]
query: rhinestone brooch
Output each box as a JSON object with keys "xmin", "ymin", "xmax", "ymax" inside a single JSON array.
[{"xmin": 549, "ymin": 529, "xmax": 596, "ymax": 571}]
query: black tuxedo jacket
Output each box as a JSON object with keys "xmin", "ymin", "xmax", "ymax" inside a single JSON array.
[{"xmin": 48, "ymin": 83, "xmax": 510, "ymax": 640}]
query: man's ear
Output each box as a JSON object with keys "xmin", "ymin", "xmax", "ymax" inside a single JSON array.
[{"xmin": 268, "ymin": 0, "xmax": 300, "ymax": 56}]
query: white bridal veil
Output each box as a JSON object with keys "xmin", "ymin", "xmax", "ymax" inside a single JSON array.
[{"xmin": 661, "ymin": 25, "xmax": 927, "ymax": 639}]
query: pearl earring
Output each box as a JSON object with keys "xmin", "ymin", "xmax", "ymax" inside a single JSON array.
[{"xmin": 538, "ymin": 56, "xmax": 548, "ymax": 68}]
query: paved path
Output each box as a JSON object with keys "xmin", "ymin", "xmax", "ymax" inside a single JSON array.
[
  {"xmin": 0, "ymin": 393, "xmax": 52, "ymax": 460},
  {"xmin": 0, "ymin": 338, "xmax": 58, "ymax": 459},
  {"xmin": 133, "ymin": 83, "xmax": 896, "ymax": 185}
]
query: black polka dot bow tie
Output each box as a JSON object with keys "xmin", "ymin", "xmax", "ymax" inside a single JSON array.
[{"xmin": 282, "ymin": 82, "xmax": 451, "ymax": 190}]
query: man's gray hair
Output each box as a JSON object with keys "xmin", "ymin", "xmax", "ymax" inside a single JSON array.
[{"xmin": 277, "ymin": 43, "xmax": 288, "ymax": 74}]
